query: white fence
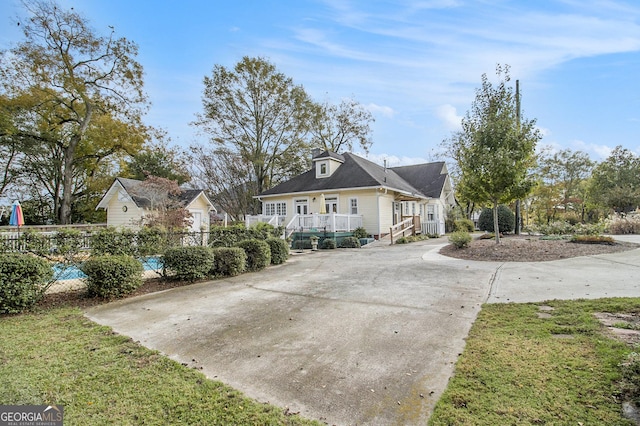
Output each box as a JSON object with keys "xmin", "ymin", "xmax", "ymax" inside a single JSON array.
[
  {"xmin": 247, "ymin": 213, "xmax": 363, "ymax": 233},
  {"xmin": 421, "ymin": 220, "xmax": 442, "ymax": 236}
]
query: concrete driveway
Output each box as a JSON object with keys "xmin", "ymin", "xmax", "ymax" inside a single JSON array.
[{"xmin": 85, "ymin": 237, "xmax": 640, "ymax": 425}]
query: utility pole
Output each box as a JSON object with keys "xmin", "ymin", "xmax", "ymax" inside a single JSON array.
[{"xmin": 515, "ymin": 79, "xmax": 521, "ymax": 235}]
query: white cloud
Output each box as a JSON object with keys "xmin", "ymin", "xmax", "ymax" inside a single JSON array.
[
  {"xmin": 435, "ymin": 104, "xmax": 462, "ymax": 131},
  {"xmin": 570, "ymin": 139, "xmax": 614, "ymax": 159},
  {"xmin": 366, "ymin": 103, "xmax": 395, "ymax": 118},
  {"xmin": 357, "ymin": 152, "xmax": 429, "ymax": 167}
]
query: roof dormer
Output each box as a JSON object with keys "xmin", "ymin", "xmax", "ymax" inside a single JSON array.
[{"xmin": 312, "ymin": 150, "xmax": 345, "ymax": 179}]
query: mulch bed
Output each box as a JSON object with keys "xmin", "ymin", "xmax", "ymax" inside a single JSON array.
[
  {"xmin": 439, "ymin": 235, "xmax": 639, "ymax": 262},
  {"xmin": 37, "ymin": 278, "xmax": 196, "ymax": 311}
]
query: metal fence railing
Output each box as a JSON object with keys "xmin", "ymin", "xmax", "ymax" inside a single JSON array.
[{"xmin": 0, "ymin": 230, "xmax": 211, "ymax": 294}]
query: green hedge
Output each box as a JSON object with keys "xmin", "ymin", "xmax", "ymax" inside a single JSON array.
[
  {"xmin": 321, "ymin": 238, "xmax": 336, "ymax": 249},
  {"xmin": 454, "ymin": 218, "xmax": 475, "ymax": 233},
  {"xmin": 210, "ymin": 247, "xmax": 247, "ymax": 277},
  {"xmin": 82, "ymin": 255, "xmax": 143, "ymax": 299},
  {"xmin": 209, "ymin": 224, "xmax": 282, "ymax": 248},
  {"xmin": 478, "ymin": 205, "xmax": 515, "ymax": 233},
  {"xmin": 0, "ymin": 254, "xmax": 53, "ymax": 314},
  {"xmin": 449, "ymin": 231, "xmax": 472, "ymax": 249},
  {"xmin": 235, "ymin": 239, "xmax": 271, "ymax": 272},
  {"xmin": 91, "ymin": 227, "xmax": 137, "ymax": 256},
  {"xmin": 339, "ymin": 236, "xmax": 361, "ymax": 248},
  {"xmin": 163, "ymin": 246, "xmax": 214, "ymax": 281},
  {"xmin": 137, "ymin": 227, "xmax": 168, "ymax": 256},
  {"xmin": 266, "ymin": 238, "xmax": 289, "ymax": 265}
]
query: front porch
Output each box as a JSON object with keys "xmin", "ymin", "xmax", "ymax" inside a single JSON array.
[{"xmin": 246, "ymin": 213, "xmax": 364, "ymax": 234}]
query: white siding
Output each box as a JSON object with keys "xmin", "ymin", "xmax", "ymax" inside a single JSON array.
[{"xmin": 105, "ymin": 197, "xmax": 143, "ymax": 229}]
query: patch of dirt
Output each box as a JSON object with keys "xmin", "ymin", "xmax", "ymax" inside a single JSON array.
[
  {"xmin": 440, "ymin": 235, "xmax": 639, "ymax": 262},
  {"xmin": 594, "ymin": 312, "xmax": 640, "ymax": 346}
]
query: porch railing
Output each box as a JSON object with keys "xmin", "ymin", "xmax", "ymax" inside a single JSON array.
[
  {"xmin": 421, "ymin": 220, "xmax": 442, "ymax": 236},
  {"xmin": 247, "ymin": 213, "xmax": 363, "ymax": 233},
  {"xmin": 245, "ymin": 215, "xmax": 287, "ymax": 228}
]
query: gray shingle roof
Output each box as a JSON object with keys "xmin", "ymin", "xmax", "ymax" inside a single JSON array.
[
  {"xmin": 115, "ymin": 177, "xmax": 206, "ymax": 208},
  {"xmin": 259, "ymin": 153, "xmax": 447, "ymax": 199}
]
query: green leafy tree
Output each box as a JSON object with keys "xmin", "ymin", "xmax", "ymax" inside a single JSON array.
[
  {"xmin": 0, "ymin": 0, "xmax": 148, "ymax": 224},
  {"xmin": 123, "ymin": 130, "xmax": 191, "ymax": 185},
  {"xmin": 589, "ymin": 146, "xmax": 640, "ymax": 214},
  {"xmin": 531, "ymin": 148, "xmax": 594, "ymax": 224},
  {"xmin": 194, "ymin": 56, "xmax": 316, "ymax": 213},
  {"xmin": 449, "ymin": 65, "xmax": 540, "ymax": 243},
  {"xmin": 310, "ymin": 97, "xmax": 374, "ymax": 154}
]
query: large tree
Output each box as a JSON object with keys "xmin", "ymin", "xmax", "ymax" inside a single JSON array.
[
  {"xmin": 532, "ymin": 148, "xmax": 593, "ymax": 223},
  {"xmin": 589, "ymin": 146, "xmax": 640, "ymax": 214},
  {"xmin": 309, "ymin": 97, "xmax": 374, "ymax": 154},
  {"xmin": 123, "ymin": 131, "xmax": 191, "ymax": 185},
  {"xmin": 188, "ymin": 145, "xmax": 258, "ymax": 219},
  {"xmin": 0, "ymin": 0, "xmax": 148, "ymax": 224},
  {"xmin": 450, "ymin": 65, "xmax": 541, "ymax": 243},
  {"xmin": 194, "ymin": 56, "xmax": 316, "ymax": 199}
]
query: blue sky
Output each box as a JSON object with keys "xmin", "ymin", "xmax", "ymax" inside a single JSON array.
[{"xmin": 1, "ymin": 0, "xmax": 639, "ymax": 166}]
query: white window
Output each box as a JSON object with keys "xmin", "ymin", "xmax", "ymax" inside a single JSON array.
[
  {"xmin": 427, "ymin": 204, "xmax": 435, "ymax": 221},
  {"xmin": 295, "ymin": 199, "xmax": 308, "ymax": 214},
  {"xmin": 349, "ymin": 198, "xmax": 358, "ymax": 215},
  {"xmin": 412, "ymin": 202, "xmax": 416, "ymax": 215},
  {"xmin": 264, "ymin": 203, "xmax": 275, "ymax": 216},
  {"xmin": 317, "ymin": 161, "xmax": 329, "ymax": 178},
  {"xmin": 264, "ymin": 202, "xmax": 286, "ymax": 216},
  {"xmin": 325, "ymin": 196, "xmax": 338, "ymax": 213}
]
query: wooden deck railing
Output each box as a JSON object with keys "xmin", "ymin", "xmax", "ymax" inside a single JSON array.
[{"xmin": 389, "ymin": 217, "xmax": 416, "ymax": 244}]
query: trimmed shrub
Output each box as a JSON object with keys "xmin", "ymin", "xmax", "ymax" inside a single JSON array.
[
  {"xmin": 53, "ymin": 229, "xmax": 83, "ymax": 260},
  {"xmin": 321, "ymin": 238, "xmax": 336, "ymax": 249},
  {"xmin": 292, "ymin": 239, "xmax": 312, "ymax": 250},
  {"xmin": 18, "ymin": 230, "xmax": 49, "ymax": 257},
  {"xmin": 0, "ymin": 254, "xmax": 53, "ymax": 314},
  {"xmin": 91, "ymin": 227, "xmax": 137, "ymax": 256},
  {"xmin": 478, "ymin": 206, "xmax": 515, "ymax": 233},
  {"xmin": 454, "ymin": 218, "xmax": 475, "ymax": 233},
  {"xmin": 137, "ymin": 227, "xmax": 168, "ymax": 256},
  {"xmin": 82, "ymin": 255, "xmax": 143, "ymax": 299},
  {"xmin": 395, "ymin": 236, "xmax": 408, "ymax": 244},
  {"xmin": 266, "ymin": 238, "xmax": 289, "ymax": 265},
  {"xmin": 449, "ymin": 231, "xmax": 472, "ymax": 249},
  {"xmin": 209, "ymin": 224, "xmax": 282, "ymax": 248},
  {"xmin": 339, "ymin": 236, "xmax": 361, "ymax": 248},
  {"xmin": 352, "ymin": 227, "xmax": 368, "ymax": 239},
  {"xmin": 235, "ymin": 239, "xmax": 271, "ymax": 271},
  {"xmin": 163, "ymin": 246, "xmax": 215, "ymax": 281},
  {"xmin": 210, "ymin": 247, "xmax": 246, "ymax": 277},
  {"xmin": 569, "ymin": 235, "xmax": 615, "ymax": 245}
]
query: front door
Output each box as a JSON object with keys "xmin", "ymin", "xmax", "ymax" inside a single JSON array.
[
  {"xmin": 393, "ymin": 202, "xmax": 401, "ymax": 225},
  {"xmin": 295, "ymin": 199, "xmax": 308, "ymax": 215},
  {"xmin": 325, "ymin": 196, "xmax": 338, "ymax": 213}
]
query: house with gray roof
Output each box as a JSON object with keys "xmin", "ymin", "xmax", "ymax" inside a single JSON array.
[
  {"xmin": 96, "ymin": 177, "xmax": 215, "ymax": 232},
  {"xmin": 247, "ymin": 150, "xmax": 455, "ymax": 239}
]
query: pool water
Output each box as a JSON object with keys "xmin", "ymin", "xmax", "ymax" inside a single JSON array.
[{"xmin": 53, "ymin": 257, "xmax": 163, "ymax": 281}]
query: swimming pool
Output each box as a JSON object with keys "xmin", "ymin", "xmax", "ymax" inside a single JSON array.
[{"xmin": 53, "ymin": 257, "xmax": 164, "ymax": 281}]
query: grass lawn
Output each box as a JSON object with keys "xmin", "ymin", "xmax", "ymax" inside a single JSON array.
[
  {"xmin": 429, "ymin": 298, "xmax": 640, "ymax": 425},
  {"xmin": 0, "ymin": 307, "xmax": 321, "ymax": 425}
]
